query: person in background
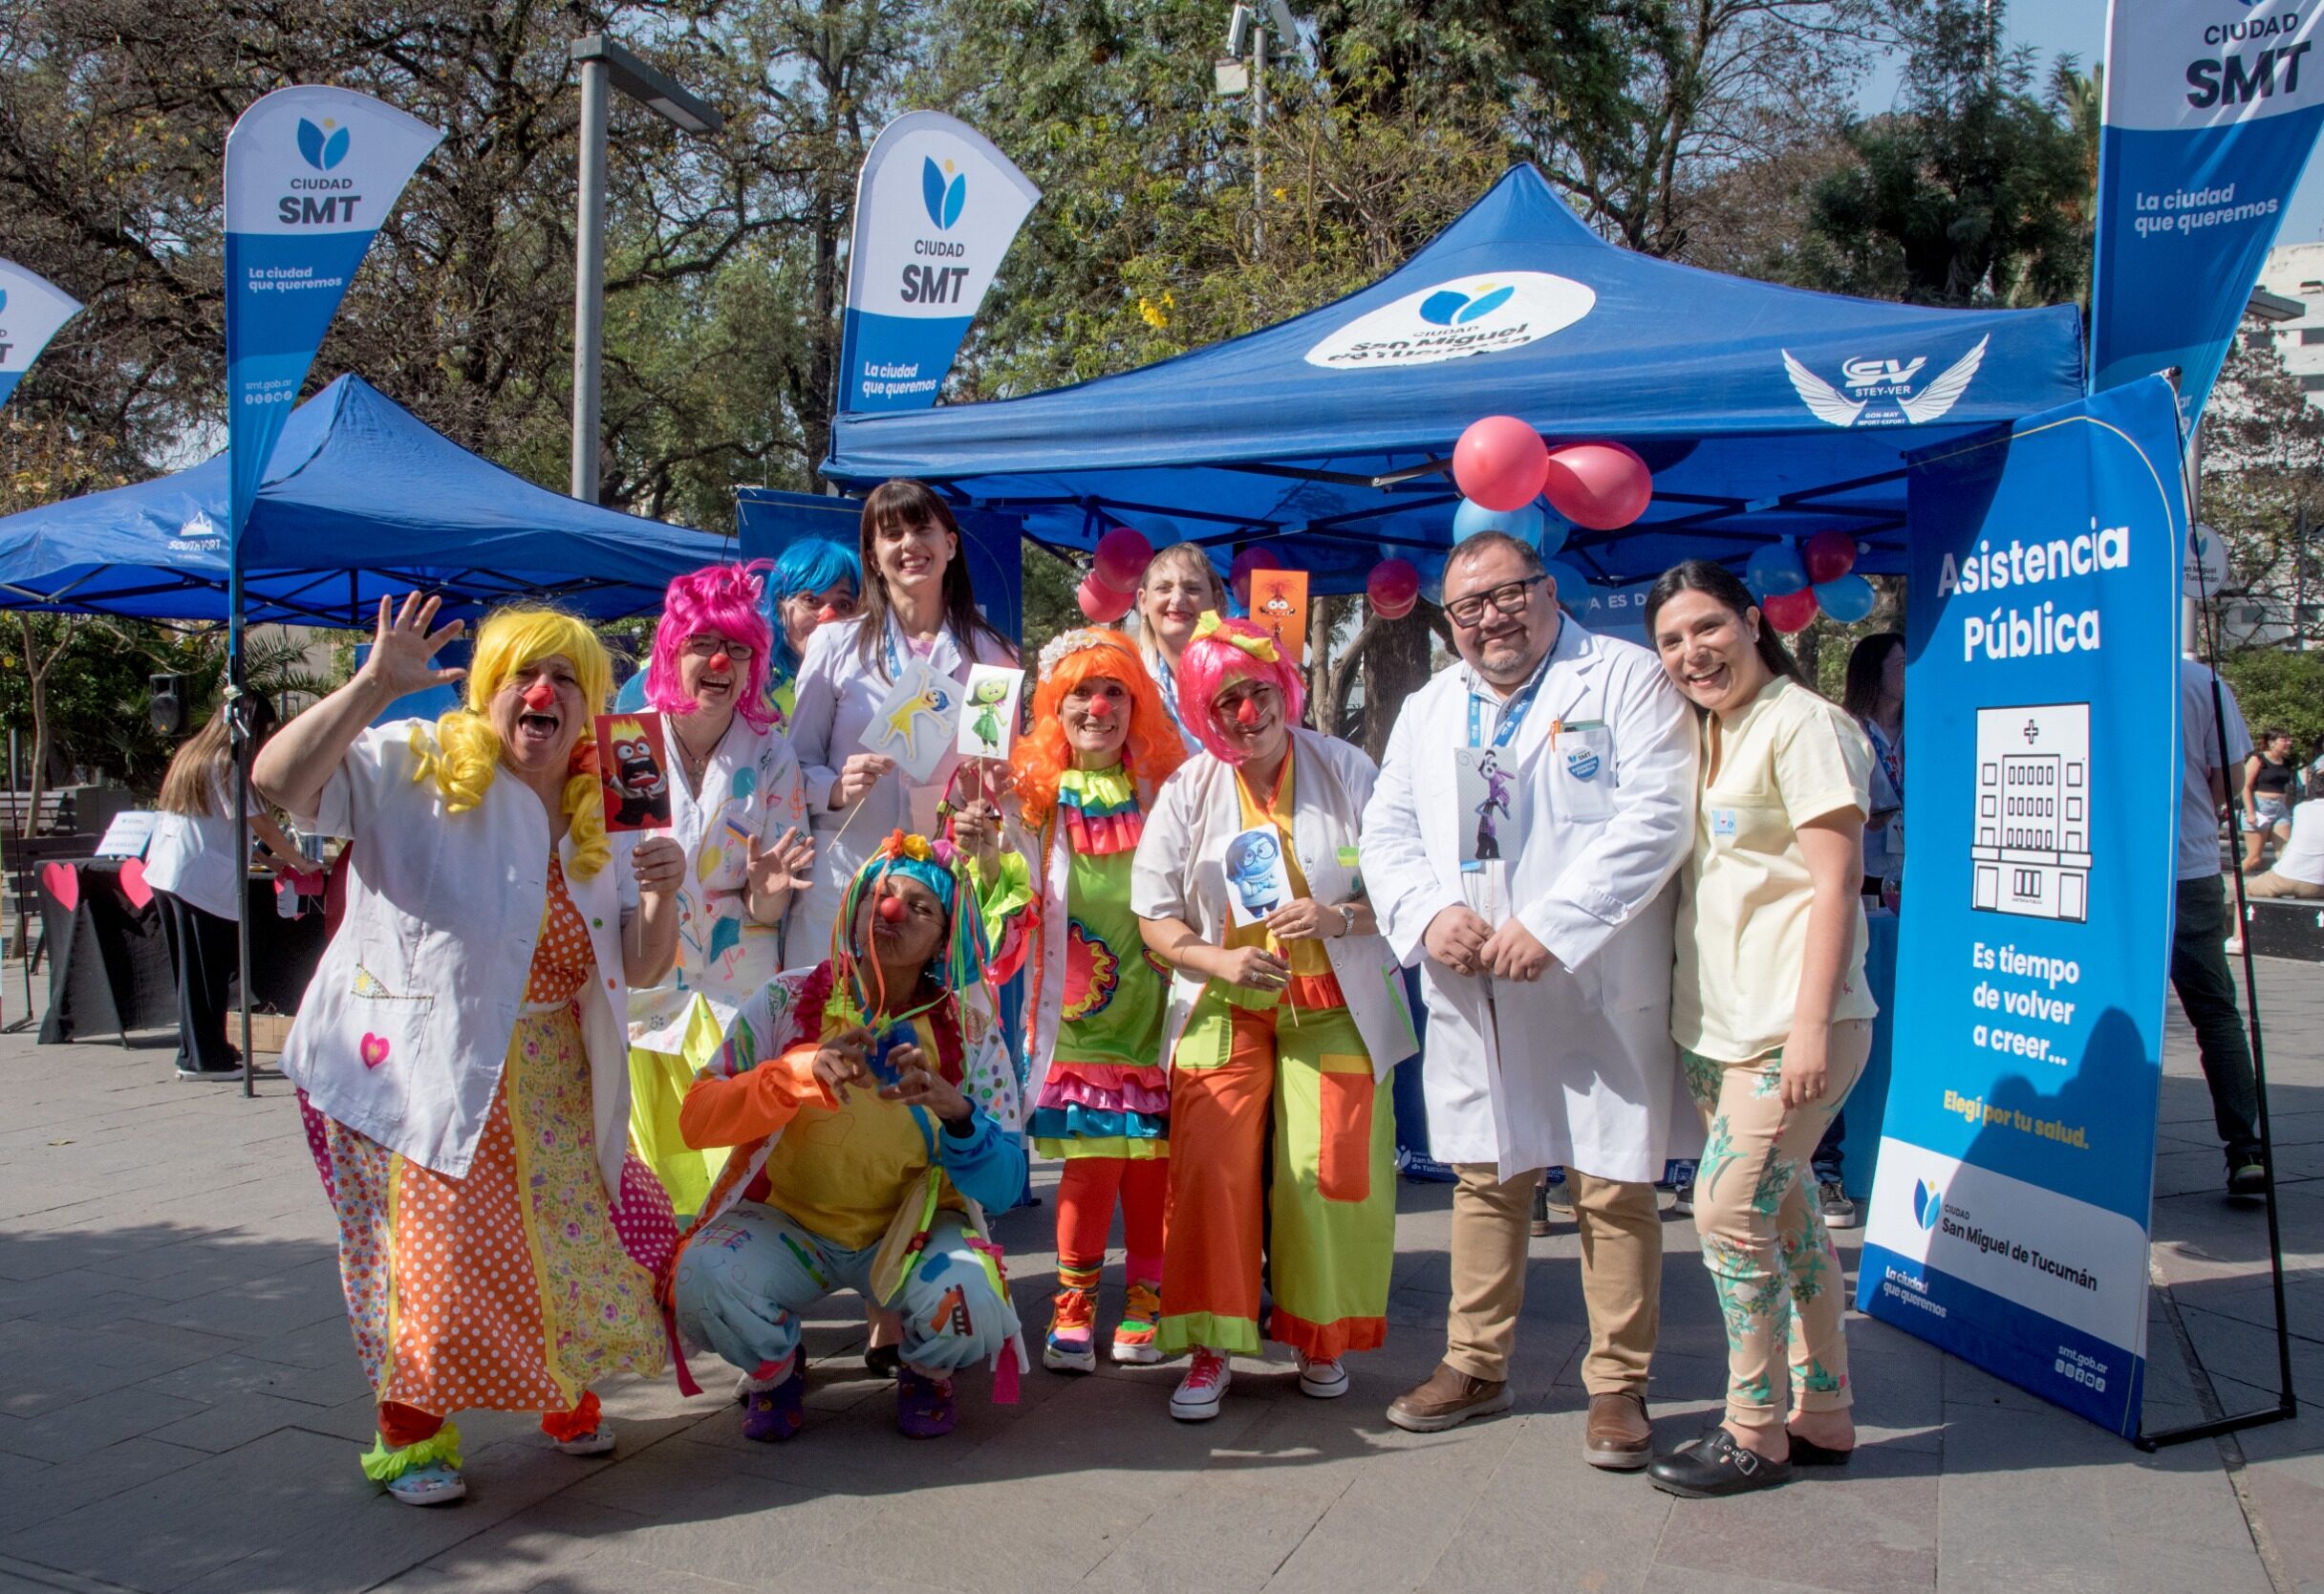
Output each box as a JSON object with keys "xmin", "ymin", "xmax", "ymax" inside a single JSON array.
[
  {"xmin": 148, "ymin": 691, "xmax": 303, "ymax": 1080},
  {"xmin": 2248, "ymin": 794, "xmax": 2324, "ymax": 900},
  {"xmin": 1645, "ymin": 561, "xmax": 1875, "ymax": 1498},
  {"xmin": 1132, "ymin": 614, "xmax": 1418, "ymax": 1421},
  {"xmin": 1133, "ymin": 542, "xmax": 1232, "ymax": 753},
  {"xmin": 255, "ymin": 597, "xmax": 686, "ymax": 1507},
  {"xmin": 2243, "ymin": 728, "xmax": 2298, "ymax": 873},
  {"xmin": 996, "ymin": 629, "xmax": 1186, "ymax": 1372},
  {"xmin": 2176, "ymin": 658, "xmax": 2267, "ymax": 1197},
  {"xmin": 1808, "ymin": 630, "xmax": 1906, "ymax": 1232},
  {"xmin": 760, "ymin": 536, "xmax": 862, "ymax": 724},
  {"xmin": 1361, "ymin": 531, "xmax": 1695, "ymax": 1464},
  {"xmin": 623, "ymin": 562, "xmax": 814, "ymax": 1218},
  {"xmin": 668, "ymin": 831, "xmax": 1028, "ymax": 1443},
  {"xmin": 788, "ymin": 480, "xmax": 1017, "ymax": 964}
]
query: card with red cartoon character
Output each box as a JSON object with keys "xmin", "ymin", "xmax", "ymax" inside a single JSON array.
[{"xmin": 594, "ymin": 712, "xmax": 675, "ymax": 831}]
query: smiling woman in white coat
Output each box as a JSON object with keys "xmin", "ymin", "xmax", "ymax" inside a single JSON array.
[
  {"xmin": 788, "ymin": 480, "xmax": 1016, "ymax": 963},
  {"xmin": 1360, "ymin": 531, "xmax": 1696, "ymax": 1467}
]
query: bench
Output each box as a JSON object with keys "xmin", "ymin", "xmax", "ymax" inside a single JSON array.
[{"xmin": 2243, "ymin": 894, "xmax": 2324, "ymax": 962}]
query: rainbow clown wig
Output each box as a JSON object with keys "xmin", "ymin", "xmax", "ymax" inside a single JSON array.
[
  {"xmin": 1010, "ymin": 628, "xmax": 1185, "ymax": 831},
  {"xmin": 411, "ymin": 604, "xmax": 614, "ymax": 879},
  {"xmin": 1175, "ymin": 612, "xmax": 1307, "ymax": 765},
  {"xmin": 644, "ymin": 561, "xmax": 778, "ymax": 732},
  {"xmin": 830, "ymin": 830, "xmax": 997, "ymax": 1016}
]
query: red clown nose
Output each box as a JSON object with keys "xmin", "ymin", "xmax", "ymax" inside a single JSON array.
[
  {"xmin": 1234, "ymin": 697, "xmax": 1262, "ymax": 728},
  {"xmin": 522, "ymin": 680, "xmax": 556, "ymax": 712},
  {"xmin": 1084, "ymin": 696, "xmax": 1114, "ymax": 721},
  {"xmin": 877, "ymin": 894, "xmax": 909, "ymax": 924},
  {"xmin": 708, "ymin": 652, "xmax": 733, "ymax": 675},
  {"xmin": 816, "ymin": 605, "xmax": 844, "ymax": 624}
]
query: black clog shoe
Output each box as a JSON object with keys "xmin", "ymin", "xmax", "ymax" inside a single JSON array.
[{"xmin": 1647, "ymin": 1427, "xmax": 1794, "ymax": 1498}]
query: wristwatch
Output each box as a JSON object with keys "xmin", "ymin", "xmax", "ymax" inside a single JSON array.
[{"xmin": 1335, "ymin": 903, "xmax": 1358, "ymax": 938}]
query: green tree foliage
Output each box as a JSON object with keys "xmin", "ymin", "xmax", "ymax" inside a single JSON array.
[
  {"xmin": 2218, "ymin": 650, "xmax": 2324, "ymax": 767},
  {"xmin": 2201, "ymin": 332, "xmax": 2324, "ymax": 649}
]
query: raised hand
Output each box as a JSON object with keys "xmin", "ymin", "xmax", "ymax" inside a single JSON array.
[
  {"xmin": 746, "ymin": 826, "xmax": 816, "ymax": 898},
  {"xmin": 356, "ymin": 592, "xmax": 466, "ymax": 700},
  {"xmin": 832, "ymin": 753, "xmax": 896, "ymax": 809}
]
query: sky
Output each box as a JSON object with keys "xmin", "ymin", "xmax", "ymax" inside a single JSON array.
[{"xmin": 1855, "ymin": 0, "xmax": 2324, "ymax": 246}]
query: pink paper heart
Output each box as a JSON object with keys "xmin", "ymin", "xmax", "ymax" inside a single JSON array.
[
  {"xmin": 118, "ymin": 857, "xmax": 152, "ymax": 910},
  {"xmin": 39, "ymin": 862, "xmax": 78, "ymax": 915},
  {"xmin": 359, "ymin": 1033, "xmax": 391, "ymax": 1069}
]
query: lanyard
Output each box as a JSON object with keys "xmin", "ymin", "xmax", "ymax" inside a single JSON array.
[
  {"xmin": 1466, "ymin": 651, "xmax": 1556, "ymax": 751},
  {"xmin": 1157, "ymin": 657, "xmax": 1184, "ymax": 736}
]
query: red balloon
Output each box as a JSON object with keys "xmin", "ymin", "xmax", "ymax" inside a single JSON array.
[
  {"xmin": 1803, "ymin": 529, "xmax": 1859, "ymax": 585},
  {"xmin": 1761, "ymin": 586, "xmax": 1819, "ymax": 634},
  {"xmin": 1539, "ymin": 442, "xmax": 1652, "ymax": 531},
  {"xmin": 1092, "ymin": 527, "xmax": 1154, "ymax": 591},
  {"xmin": 1452, "ymin": 417, "xmax": 1550, "ymax": 513},
  {"xmin": 1229, "ymin": 546, "xmax": 1282, "ymax": 608},
  {"xmin": 1077, "ymin": 572, "xmax": 1134, "ymax": 622},
  {"xmin": 1366, "ymin": 557, "xmax": 1421, "ymax": 618}
]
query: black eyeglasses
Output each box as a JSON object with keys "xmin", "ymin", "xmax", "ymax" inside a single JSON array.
[
  {"xmin": 682, "ymin": 634, "xmax": 756, "ymax": 661},
  {"xmin": 1445, "ymin": 574, "xmax": 1548, "ymax": 630}
]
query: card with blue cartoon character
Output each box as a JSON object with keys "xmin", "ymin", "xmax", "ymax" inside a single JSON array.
[
  {"xmin": 862, "ymin": 657, "xmax": 961, "ymax": 785},
  {"xmin": 1222, "ymin": 825, "xmax": 1294, "ymax": 927}
]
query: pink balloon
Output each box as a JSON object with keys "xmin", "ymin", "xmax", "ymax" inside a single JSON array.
[
  {"xmin": 1761, "ymin": 586, "xmax": 1819, "ymax": 635},
  {"xmin": 1803, "ymin": 528, "xmax": 1859, "ymax": 585},
  {"xmin": 1367, "ymin": 558, "xmax": 1421, "ymax": 618},
  {"xmin": 1539, "ymin": 442, "xmax": 1652, "ymax": 531},
  {"xmin": 1229, "ymin": 546, "xmax": 1282, "ymax": 608},
  {"xmin": 1092, "ymin": 527, "xmax": 1154, "ymax": 591},
  {"xmin": 1077, "ymin": 572, "xmax": 1134, "ymax": 623},
  {"xmin": 1452, "ymin": 417, "xmax": 1550, "ymax": 513}
]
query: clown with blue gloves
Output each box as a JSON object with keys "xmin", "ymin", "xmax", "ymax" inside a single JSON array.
[{"xmin": 666, "ymin": 829, "xmax": 1034, "ymax": 1441}]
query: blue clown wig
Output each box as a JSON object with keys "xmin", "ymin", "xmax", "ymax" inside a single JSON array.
[{"xmin": 764, "ymin": 537, "xmax": 863, "ymax": 679}]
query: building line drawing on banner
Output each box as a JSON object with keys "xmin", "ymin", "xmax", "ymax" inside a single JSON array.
[{"xmin": 1971, "ymin": 701, "xmax": 2094, "ymax": 922}]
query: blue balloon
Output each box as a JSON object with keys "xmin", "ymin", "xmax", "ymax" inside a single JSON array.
[
  {"xmin": 1746, "ymin": 542, "xmax": 1809, "ymax": 598},
  {"xmin": 1814, "ymin": 571, "xmax": 1877, "ymax": 623},
  {"xmin": 1538, "ymin": 508, "xmax": 1573, "ymax": 558},
  {"xmin": 1541, "ymin": 558, "xmax": 1590, "ymax": 604},
  {"xmin": 1451, "ymin": 497, "xmax": 1544, "ymax": 544}
]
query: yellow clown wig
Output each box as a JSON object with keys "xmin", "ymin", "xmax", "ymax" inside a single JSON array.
[{"xmin": 409, "ymin": 604, "xmax": 614, "ymax": 880}]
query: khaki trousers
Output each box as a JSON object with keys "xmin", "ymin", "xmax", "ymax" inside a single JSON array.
[{"xmin": 1445, "ymin": 1163, "xmax": 1662, "ymax": 1394}]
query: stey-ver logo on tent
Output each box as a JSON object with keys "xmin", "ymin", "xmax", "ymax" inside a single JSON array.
[{"xmin": 1781, "ymin": 335, "xmax": 1989, "ymax": 428}]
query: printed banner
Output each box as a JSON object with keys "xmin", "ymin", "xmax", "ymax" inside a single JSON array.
[
  {"xmin": 837, "ymin": 111, "xmax": 1040, "ymax": 414},
  {"xmin": 224, "ymin": 86, "xmax": 441, "ymax": 540},
  {"xmin": 1858, "ymin": 377, "xmax": 2184, "ymax": 1438},
  {"xmin": 0, "ymin": 261, "xmax": 82, "ymax": 409},
  {"xmin": 2090, "ymin": 0, "xmax": 2324, "ymax": 421}
]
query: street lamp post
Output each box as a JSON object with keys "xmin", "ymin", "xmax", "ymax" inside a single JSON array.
[
  {"xmin": 1221, "ymin": 1, "xmax": 1297, "ymax": 254},
  {"xmin": 569, "ymin": 34, "xmax": 721, "ymax": 504}
]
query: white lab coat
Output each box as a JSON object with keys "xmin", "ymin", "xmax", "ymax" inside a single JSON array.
[
  {"xmin": 279, "ymin": 722, "xmax": 641, "ymax": 1196},
  {"xmin": 787, "ymin": 614, "xmax": 1016, "ymax": 959},
  {"xmin": 1131, "ymin": 729, "xmax": 1421, "ymax": 1079},
  {"xmin": 1360, "ymin": 620, "xmax": 1697, "ymax": 1183}
]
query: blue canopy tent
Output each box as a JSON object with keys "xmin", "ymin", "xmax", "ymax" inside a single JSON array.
[
  {"xmin": 824, "ymin": 164, "xmax": 2088, "ymax": 595},
  {"xmin": 0, "ymin": 374, "xmax": 736, "ymax": 626}
]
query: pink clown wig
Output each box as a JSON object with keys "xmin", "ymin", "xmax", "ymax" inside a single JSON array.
[
  {"xmin": 1175, "ymin": 613, "xmax": 1308, "ymax": 765},
  {"xmin": 646, "ymin": 561, "xmax": 778, "ymax": 731}
]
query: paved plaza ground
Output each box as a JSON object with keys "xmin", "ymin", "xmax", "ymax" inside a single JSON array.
[{"xmin": 2, "ymin": 957, "xmax": 2321, "ymax": 1594}]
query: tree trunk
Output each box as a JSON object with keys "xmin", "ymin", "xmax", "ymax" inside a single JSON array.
[{"xmin": 1358, "ymin": 604, "xmax": 1435, "ymax": 764}]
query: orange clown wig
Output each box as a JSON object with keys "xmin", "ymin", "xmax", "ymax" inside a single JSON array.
[{"xmin": 1010, "ymin": 628, "xmax": 1186, "ymax": 831}]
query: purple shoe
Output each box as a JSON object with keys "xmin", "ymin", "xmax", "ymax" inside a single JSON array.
[
  {"xmin": 895, "ymin": 1368, "xmax": 957, "ymax": 1439},
  {"xmin": 741, "ymin": 1365, "xmax": 804, "ymax": 1443}
]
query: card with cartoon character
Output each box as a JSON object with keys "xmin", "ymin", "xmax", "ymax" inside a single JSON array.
[
  {"xmin": 955, "ymin": 664, "xmax": 1026, "ymax": 762},
  {"xmin": 1452, "ymin": 745, "xmax": 1515, "ymax": 868},
  {"xmin": 595, "ymin": 712, "xmax": 674, "ymax": 831},
  {"xmin": 861, "ymin": 657, "xmax": 961, "ymax": 785},
  {"xmin": 1222, "ymin": 825, "xmax": 1294, "ymax": 927},
  {"xmin": 1248, "ymin": 569, "xmax": 1309, "ymax": 665}
]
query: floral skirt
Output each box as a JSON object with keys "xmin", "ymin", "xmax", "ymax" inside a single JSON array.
[{"xmin": 301, "ymin": 1004, "xmax": 675, "ymax": 1415}]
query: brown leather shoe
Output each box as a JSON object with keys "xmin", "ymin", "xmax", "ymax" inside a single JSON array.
[
  {"xmin": 1386, "ymin": 1362, "xmax": 1516, "ymax": 1433},
  {"xmin": 1584, "ymin": 1390, "xmax": 1654, "ymax": 1470}
]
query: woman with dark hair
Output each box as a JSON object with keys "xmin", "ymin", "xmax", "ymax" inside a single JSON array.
[
  {"xmin": 2244, "ymin": 728, "xmax": 2298, "ymax": 872},
  {"xmin": 147, "ymin": 691, "xmax": 303, "ymax": 1079},
  {"xmin": 1840, "ymin": 633, "xmax": 1905, "ymax": 898},
  {"xmin": 1640, "ymin": 560, "xmax": 1877, "ymax": 1498},
  {"xmin": 789, "ymin": 480, "xmax": 1017, "ymax": 961}
]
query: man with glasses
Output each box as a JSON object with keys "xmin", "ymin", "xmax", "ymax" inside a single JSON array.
[{"xmin": 1361, "ymin": 531, "xmax": 1695, "ymax": 1467}]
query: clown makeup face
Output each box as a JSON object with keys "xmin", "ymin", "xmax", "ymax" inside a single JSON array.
[
  {"xmin": 1061, "ymin": 676, "xmax": 1132, "ymax": 767},
  {"xmin": 780, "ymin": 581, "xmax": 858, "ymax": 656},
  {"xmin": 1138, "ymin": 555, "xmax": 1217, "ymax": 658},
  {"xmin": 852, "ymin": 870, "xmax": 947, "ymax": 980},
  {"xmin": 677, "ymin": 632, "xmax": 755, "ymax": 725},
  {"xmin": 493, "ymin": 654, "xmax": 586, "ymax": 777},
  {"xmin": 1209, "ymin": 676, "xmax": 1287, "ymax": 763}
]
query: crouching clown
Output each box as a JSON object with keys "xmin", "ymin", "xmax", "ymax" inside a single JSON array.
[{"xmin": 667, "ymin": 829, "xmax": 1032, "ymax": 1439}]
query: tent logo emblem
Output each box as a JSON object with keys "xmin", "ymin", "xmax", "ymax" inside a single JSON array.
[
  {"xmin": 1306, "ymin": 271, "xmax": 1596, "ymax": 371},
  {"xmin": 922, "ymin": 157, "xmax": 966, "ymax": 229},
  {"xmin": 169, "ymin": 509, "xmax": 225, "ymax": 552},
  {"xmin": 1911, "ymin": 1180, "xmax": 1943, "ymax": 1232},
  {"xmin": 1782, "ymin": 335, "xmax": 1989, "ymax": 428},
  {"xmin": 296, "ymin": 117, "xmax": 351, "ymax": 172},
  {"xmin": 1419, "ymin": 284, "xmax": 1516, "ymax": 326}
]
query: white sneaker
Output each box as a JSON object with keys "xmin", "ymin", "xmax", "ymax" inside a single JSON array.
[
  {"xmin": 1170, "ymin": 1347, "xmax": 1231, "ymax": 1421},
  {"xmin": 555, "ymin": 1426, "xmax": 616, "ymax": 1456},
  {"xmin": 385, "ymin": 1462, "xmax": 465, "ymax": 1506},
  {"xmin": 1297, "ymin": 1355, "xmax": 1350, "ymax": 1399}
]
